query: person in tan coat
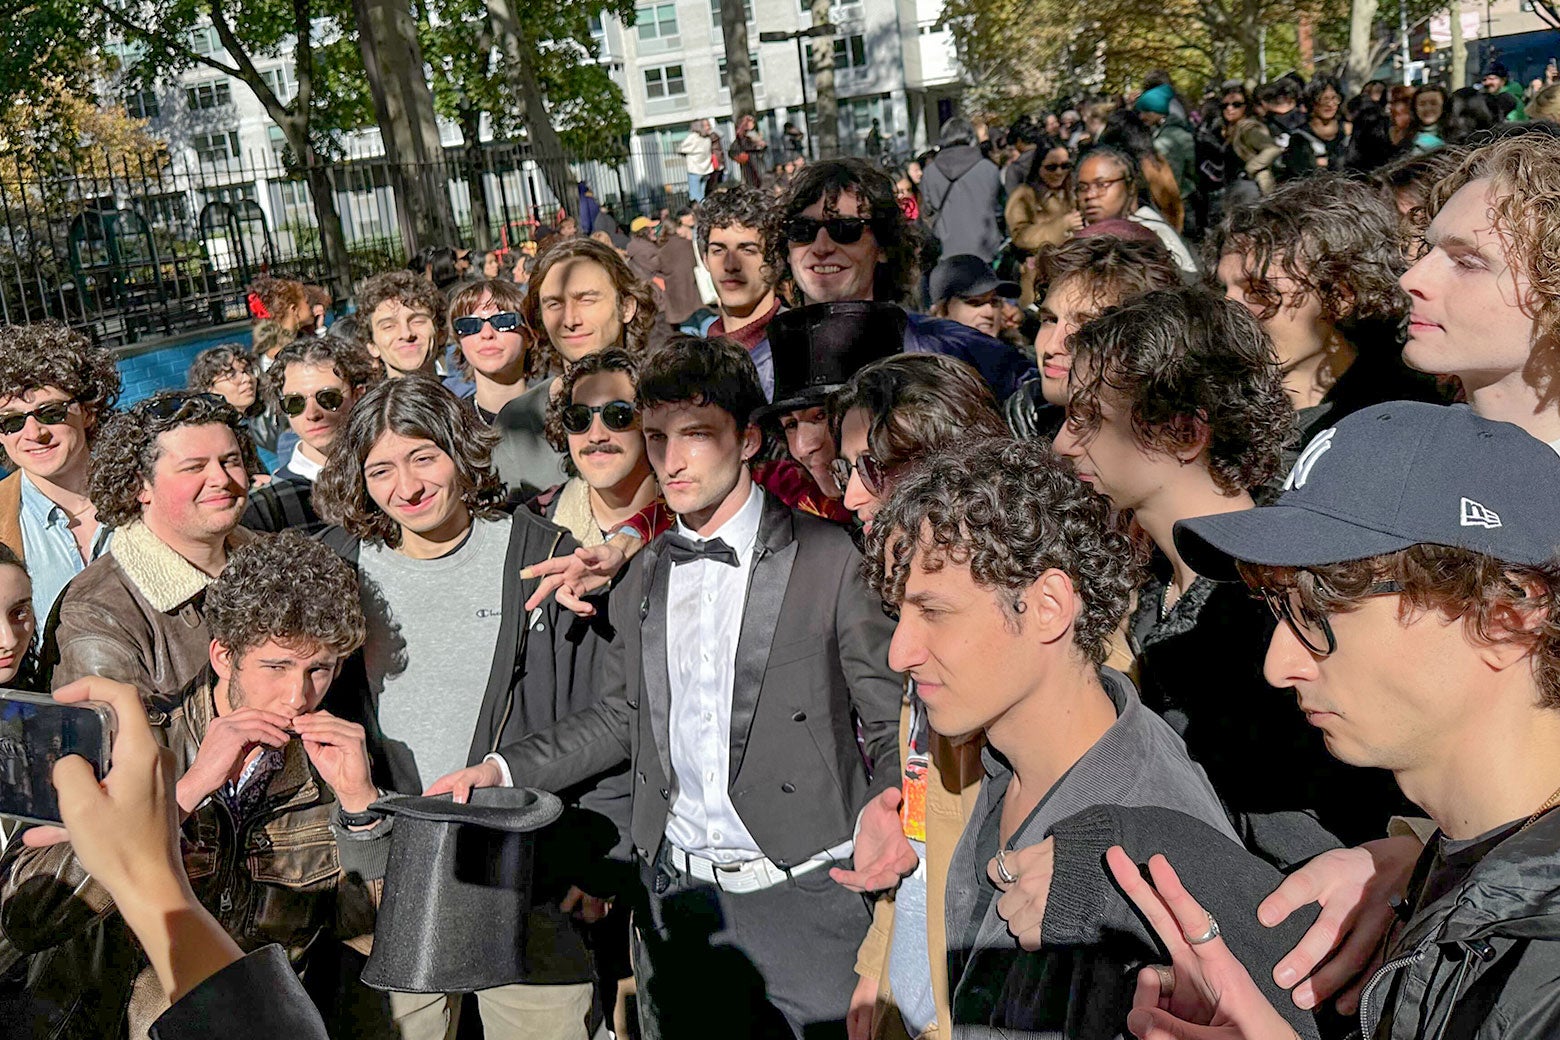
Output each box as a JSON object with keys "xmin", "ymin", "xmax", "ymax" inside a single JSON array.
[{"xmin": 1002, "ymin": 137, "xmax": 1082, "ymax": 306}]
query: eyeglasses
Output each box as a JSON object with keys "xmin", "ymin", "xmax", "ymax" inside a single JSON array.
[
  {"xmin": 1076, "ymin": 176, "xmax": 1128, "ymax": 197},
  {"xmin": 783, "ymin": 216, "xmax": 871, "ymax": 246},
  {"xmin": 560, "ymin": 400, "xmax": 637, "ymax": 435},
  {"xmin": 280, "ymin": 387, "xmax": 347, "ymax": 418},
  {"xmin": 1041, "ymin": 161, "xmax": 1074, "ymax": 173},
  {"xmin": 829, "ymin": 452, "xmax": 887, "ymax": 495},
  {"xmin": 0, "ymin": 398, "xmax": 78, "ymax": 435},
  {"xmin": 452, "ymin": 311, "xmax": 522, "ymax": 337},
  {"xmin": 140, "ymin": 392, "xmax": 232, "ymax": 424},
  {"xmin": 1257, "ymin": 580, "xmax": 1403, "ymax": 657}
]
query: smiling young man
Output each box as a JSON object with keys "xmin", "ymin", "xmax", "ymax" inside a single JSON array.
[
  {"xmin": 427, "ymin": 336, "xmax": 902, "ymax": 1040},
  {"xmin": 699, "ymin": 184, "xmax": 783, "ymax": 400},
  {"xmin": 357, "ymin": 271, "xmax": 446, "ymax": 380},
  {"xmin": 0, "ymin": 323, "xmax": 122, "ymax": 629},
  {"xmin": 1400, "ymin": 134, "xmax": 1560, "ymax": 449},
  {"xmin": 44, "ymin": 391, "xmax": 258, "ymax": 699}
]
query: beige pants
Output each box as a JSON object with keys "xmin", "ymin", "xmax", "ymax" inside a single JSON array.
[{"xmin": 387, "ymin": 982, "xmax": 596, "ymax": 1040}]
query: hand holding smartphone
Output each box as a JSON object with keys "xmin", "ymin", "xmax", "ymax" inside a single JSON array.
[{"xmin": 0, "ymin": 689, "xmax": 116, "ymax": 826}]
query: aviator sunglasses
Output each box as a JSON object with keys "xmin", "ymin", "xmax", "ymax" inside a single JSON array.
[
  {"xmin": 829, "ymin": 452, "xmax": 887, "ymax": 495},
  {"xmin": 452, "ymin": 311, "xmax": 522, "ymax": 337},
  {"xmin": 560, "ymin": 400, "xmax": 637, "ymax": 434},
  {"xmin": 280, "ymin": 388, "xmax": 347, "ymax": 417}
]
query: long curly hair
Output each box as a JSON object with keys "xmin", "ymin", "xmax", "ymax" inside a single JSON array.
[
  {"xmin": 1066, "ymin": 286, "xmax": 1297, "ymax": 495},
  {"xmin": 520, "ymin": 238, "xmax": 657, "ymax": 374},
  {"xmin": 0, "ymin": 322, "xmax": 122, "ymax": 467},
  {"xmin": 89, "ymin": 391, "xmax": 259, "ymax": 529},
  {"xmin": 864, "ymin": 437, "xmax": 1137, "ymax": 664},
  {"xmin": 771, "ymin": 158, "xmax": 922, "ymax": 305},
  {"xmin": 826, "ymin": 354, "xmax": 1006, "ymax": 476},
  {"xmin": 314, "ymin": 375, "xmax": 504, "ymax": 548},
  {"xmin": 205, "ymin": 530, "xmax": 366, "ymax": 661}
]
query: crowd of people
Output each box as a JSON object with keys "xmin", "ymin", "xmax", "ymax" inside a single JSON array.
[{"xmin": 1, "ymin": 67, "xmax": 1560, "ymax": 1040}]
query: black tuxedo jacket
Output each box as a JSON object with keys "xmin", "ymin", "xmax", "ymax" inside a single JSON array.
[{"xmin": 500, "ymin": 491, "xmax": 903, "ymax": 869}]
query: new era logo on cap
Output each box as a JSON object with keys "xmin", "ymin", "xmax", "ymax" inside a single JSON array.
[{"xmin": 1460, "ymin": 497, "xmax": 1502, "ymax": 529}]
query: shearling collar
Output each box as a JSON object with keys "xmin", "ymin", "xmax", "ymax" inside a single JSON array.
[{"xmin": 109, "ymin": 520, "xmax": 255, "ymax": 614}]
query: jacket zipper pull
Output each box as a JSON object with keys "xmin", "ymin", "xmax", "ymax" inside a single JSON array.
[{"xmin": 219, "ymin": 888, "xmax": 233, "ymax": 912}]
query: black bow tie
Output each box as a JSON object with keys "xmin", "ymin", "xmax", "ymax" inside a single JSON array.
[{"xmin": 663, "ymin": 533, "xmax": 740, "ymax": 567}]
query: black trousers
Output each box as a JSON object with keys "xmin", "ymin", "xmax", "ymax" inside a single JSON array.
[{"xmin": 631, "ymin": 846, "xmax": 871, "ymax": 1040}]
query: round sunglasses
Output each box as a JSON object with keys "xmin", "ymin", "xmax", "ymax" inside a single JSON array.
[
  {"xmin": 452, "ymin": 311, "xmax": 522, "ymax": 337},
  {"xmin": 280, "ymin": 387, "xmax": 347, "ymax": 417},
  {"xmin": 0, "ymin": 398, "xmax": 78, "ymax": 435},
  {"xmin": 560, "ymin": 400, "xmax": 637, "ymax": 435}
]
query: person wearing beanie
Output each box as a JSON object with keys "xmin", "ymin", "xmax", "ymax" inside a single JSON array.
[
  {"xmin": 1482, "ymin": 60, "xmax": 1527, "ymax": 120},
  {"xmin": 1135, "ymin": 83, "xmax": 1197, "ymax": 213}
]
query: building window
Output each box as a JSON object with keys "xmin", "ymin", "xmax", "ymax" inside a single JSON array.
[
  {"xmin": 643, "ymin": 64, "xmax": 686, "ymax": 99},
  {"xmin": 125, "ymin": 89, "xmax": 160, "ymax": 119},
  {"xmin": 259, "ymin": 67, "xmax": 296, "ymax": 104},
  {"xmin": 718, "ymin": 54, "xmax": 761, "ymax": 89},
  {"xmin": 710, "ymin": 0, "xmax": 754, "ymax": 22},
  {"xmin": 188, "ymin": 25, "xmax": 223, "ymax": 55},
  {"xmin": 636, "ymin": 3, "xmax": 679, "ymax": 41},
  {"xmin": 833, "ymin": 34, "xmax": 867, "ymax": 70},
  {"xmin": 193, "ymin": 131, "xmax": 242, "ymax": 164},
  {"xmin": 186, "ymin": 80, "xmax": 232, "ymax": 110}
]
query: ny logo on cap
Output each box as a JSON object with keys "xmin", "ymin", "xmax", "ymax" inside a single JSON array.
[
  {"xmin": 1283, "ymin": 428, "xmax": 1336, "ymax": 491},
  {"xmin": 1460, "ymin": 497, "xmax": 1502, "ymax": 529}
]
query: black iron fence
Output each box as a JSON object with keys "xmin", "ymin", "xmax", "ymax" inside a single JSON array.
[{"xmin": 0, "ymin": 138, "xmax": 697, "ymax": 348}]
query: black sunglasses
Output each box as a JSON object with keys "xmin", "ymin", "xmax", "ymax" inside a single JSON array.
[
  {"xmin": 1041, "ymin": 161, "xmax": 1074, "ymax": 172},
  {"xmin": 0, "ymin": 398, "xmax": 78, "ymax": 436},
  {"xmin": 280, "ymin": 387, "xmax": 347, "ymax": 418},
  {"xmin": 829, "ymin": 452, "xmax": 887, "ymax": 495},
  {"xmin": 560, "ymin": 400, "xmax": 637, "ymax": 435},
  {"xmin": 783, "ymin": 216, "xmax": 871, "ymax": 246},
  {"xmin": 1257, "ymin": 580, "xmax": 1403, "ymax": 657},
  {"xmin": 452, "ymin": 311, "xmax": 522, "ymax": 337},
  {"xmin": 140, "ymin": 392, "xmax": 233, "ymax": 424}
]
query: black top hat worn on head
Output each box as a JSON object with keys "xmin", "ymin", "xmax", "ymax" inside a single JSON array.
[
  {"xmin": 359, "ymin": 787, "xmax": 563, "ymax": 994},
  {"xmin": 760, "ymin": 301, "xmax": 907, "ymax": 417}
]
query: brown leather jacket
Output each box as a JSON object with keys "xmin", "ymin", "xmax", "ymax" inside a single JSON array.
[
  {"xmin": 0, "ymin": 671, "xmax": 391, "ymax": 1039},
  {"xmin": 41, "ymin": 521, "xmax": 255, "ymax": 699}
]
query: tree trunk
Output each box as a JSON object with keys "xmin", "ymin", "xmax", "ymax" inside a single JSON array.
[
  {"xmin": 353, "ymin": 0, "xmax": 459, "ymax": 258},
  {"xmin": 298, "ymin": 147, "xmax": 354, "ymax": 294},
  {"xmin": 1240, "ymin": 0, "xmax": 1264, "ymax": 82},
  {"xmin": 720, "ymin": 0, "xmax": 757, "ymax": 121},
  {"xmin": 808, "ymin": 0, "xmax": 839, "ymax": 157},
  {"xmin": 486, "ymin": 0, "xmax": 578, "ymax": 217},
  {"xmin": 1449, "ymin": 2, "xmax": 1466, "ymax": 89},
  {"xmin": 461, "ymin": 107, "xmax": 494, "ymax": 251},
  {"xmin": 1346, "ymin": 0, "xmax": 1383, "ymax": 92}
]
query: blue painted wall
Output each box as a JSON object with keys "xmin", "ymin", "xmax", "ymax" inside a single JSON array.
[{"xmin": 115, "ymin": 327, "xmax": 255, "ymax": 409}]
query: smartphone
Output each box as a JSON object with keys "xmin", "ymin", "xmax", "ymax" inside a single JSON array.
[{"xmin": 0, "ymin": 691, "xmax": 116, "ymax": 826}]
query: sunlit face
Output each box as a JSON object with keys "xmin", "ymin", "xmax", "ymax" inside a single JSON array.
[
  {"xmin": 281, "ymin": 362, "xmax": 358, "ymax": 458},
  {"xmin": 1415, "ymin": 91, "xmax": 1444, "ymax": 126},
  {"xmin": 642, "ymin": 401, "xmax": 759, "ymax": 529},
  {"xmin": 0, "ymin": 386, "xmax": 93, "ymax": 484},
  {"xmin": 457, "ymin": 292, "xmax": 529, "ymax": 381},
  {"xmin": 566, "ymin": 370, "xmax": 647, "ymax": 492},
  {"xmin": 0, "ymin": 565, "xmax": 34, "ymax": 683},
  {"xmin": 1399, "ymin": 179, "xmax": 1537, "ymax": 396},
  {"xmin": 779, "ymin": 405, "xmax": 838, "ymax": 497},
  {"xmin": 538, "ymin": 258, "xmax": 634, "ymax": 364},
  {"xmin": 705, "ymin": 223, "xmax": 775, "ymax": 316},
  {"xmin": 1033, "ymin": 277, "xmax": 1098, "ymax": 406},
  {"xmin": 209, "ymin": 362, "xmax": 258, "ymax": 412},
  {"xmin": 363, "ymin": 430, "xmax": 469, "ymax": 545},
  {"xmin": 1038, "ymin": 146, "xmax": 1073, "ymax": 192},
  {"xmin": 837, "ymin": 406, "xmax": 881, "ymax": 529},
  {"xmin": 138, "ymin": 424, "xmax": 250, "ymax": 543},
  {"xmin": 788, "ymin": 190, "xmax": 885, "ymax": 303},
  {"xmin": 1217, "ymin": 249, "xmax": 1328, "ymax": 377},
  {"xmin": 1075, "ymin": 154, "xmax": 1133, "ymax": 224},
  {"xmin": 1052, "ymin": 379, "xmax": 1176, "ymax": 512},
  {"xmin": 215, "ymin": 637, "xmax": 342, "ymax": 720},
  {"xmin": 368, "ymin": 299, "xmax": 437, "ymax": 377},
  {"xmin": 945, "ymin": 292, "xmax": 1002, "ymax": 337}
]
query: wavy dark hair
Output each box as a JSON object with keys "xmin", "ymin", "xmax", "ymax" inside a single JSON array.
[
  {"xmin": 265, "ymin": 335, "xmax": 382, "ymax": 408},
  {"xmin": 187, "ymin": 344, "xmax": 254, "ymax": 392},
  {"xmin": 827, "ymin": 354, "xmax": 1006, "ymax": 476},
  {"xmin": 637, "ymin": 335, "xmax": 766, "ymax": 431},
  {"xmin": 206, "ymin": 530, "xmax": 366, "ymax": 661},
  {"xmin": 1033, "ymin": 235, "xmax": 1182, "ymax": 314},
  {"xmin": 865, "ymin": 437, "xmax": 1136, "ymax": 663},
  {"xmin": 521, "ymin": 238, "xmax": 657, "ymax": 374},
  {"xmin": 0, "ymin": 322, "xmax": 122, "ymax": 467},
  {"xmin": 314, "ymin": 375, "xmax": 504, "ymax": 547},
  {"xmin": 771, "ymin": 158, "xmax": 922, "ymax": 304},
  {"xmin": 89, "ymin": 391, "xmax": 259, "ymax": 529},
  {"xmin": 544, "ymin": 347, "xmax": 640, "ymax": 457},
  {"xmin": 1372, "ymin": 145, "xmax": 1473, "ymax": 255},
  {"xmin": 1208, "ymin": 173, "xmax": 1409, "ymax": 341},
  {"xmin": 696, "ymin": 183, "xmax": 778, "ymax": 254},
  {"xmin": 0, "ymin": 543, "xmax": 39, "ymax": 688},
  {"xmin": 1066, "ymin": 286, "xmax": 1296, "ymax": 495},
  {"xmin": 355, "ymin": 270, "xmax": 450, "ymax": 343},
  {"xmin": 446, "ymin": 278, "xmax": 540, "ymax": 381}
]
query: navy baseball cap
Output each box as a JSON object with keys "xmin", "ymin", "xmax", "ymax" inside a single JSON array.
[
  {"xmin": 928, "ymin": 255, "xmax": 1019, "ymax": 306},
  {"xmin": 1174, "ymin": 403, "xmax": 1560, "ymax": 582}
]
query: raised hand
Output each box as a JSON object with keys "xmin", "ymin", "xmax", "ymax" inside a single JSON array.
[
  {"xmin": 175, "ymin": 707, "xmax": 294, "ymax": 816},
  {"xmin": 291, "ymin": 710, "xmax": 378, "ymax": 814}
]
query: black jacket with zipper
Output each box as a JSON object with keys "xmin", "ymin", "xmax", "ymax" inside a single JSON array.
[{"xmin": 320, "ymin": 507, "xmax": 632, "ymax": 985}]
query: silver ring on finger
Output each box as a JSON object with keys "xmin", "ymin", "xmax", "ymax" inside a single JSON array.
[
  {"xmin": 1151, "ymin": 964, "xmax": 1175, "ymax": 998},
  {"xmin": 1186, "ymin": 912, "xmax": 1221, "ymax": 945},
  {"xmin": 995, "ymin": 847, "xmax": 1019, "ymax": 886}
]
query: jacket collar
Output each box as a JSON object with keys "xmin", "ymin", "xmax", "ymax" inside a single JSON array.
[{"xmin": 110, "ymin": 520, "xmax": 255, "ymax": 614}]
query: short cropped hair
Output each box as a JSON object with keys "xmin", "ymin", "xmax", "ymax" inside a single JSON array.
[
  {"xmin": 1034, "ymin": 236, "xmax": 1183, "ymax": 314},
  {"xmin": 637, "ymin": 335, "xmax": 766, "ymax": 431},
  {"xmin": 90, "ymin": 391, "xmax": 259, "ymax": 529},
  {"xmin": 314, "ymin": 375, "xmax": 504, "ymax": 547},
  {"xmin": 1067, "ymin": 286, "xmax": 1296, "ymax": 494},
  {"xmin": 865, "ymin": 437, "xmax": 1136, "ymax": 663},
  {"xmin": 446, "ymin": 278, "xmax": 540, "ymax": 381},
  {"xmin": 773, "ymin": 159, "xmax": 922, "ymax": 304},
  {"xmin": 696, "ymin": 183, "xmax": 777, "ymax": 254},
  {"xmin": 265, "ymin": 336, "xmax": 382, "ymax": 408},
  {"xmin": 1423, "ymin": 134, "xmax": 1560, "ymax": 355},
  {"xmin": 827, "ymin": 354, "xmax": 1007, "ymax": 476},
  {"xmin": 0, "ymin": 322, "xmax": 122, "ymax": 465},
  {"xmin": 545, "ymin": 347, "xmax": 640, "ymax": 457},
  {"xmin": 1241, "ymin": 545, "xmax": 1560, "ymax": 709},
  {"xmin": 521, "ymin": 238, "xmax": 657, "ymax": 374},
  {"xmin": 206, "ymin": 530, "xmax": 365, "ymax": 661},
  {"xmin": 355, "ymin": 270, "xmax": 449, "ymax": 341}
]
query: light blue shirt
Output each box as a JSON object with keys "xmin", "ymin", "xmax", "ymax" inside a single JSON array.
[{"xmin": 17, "ymin": 473, "xmax": 111, "ymax": 635}]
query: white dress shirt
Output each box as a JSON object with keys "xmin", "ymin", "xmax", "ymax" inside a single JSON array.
[{"xmin": 663, "ymin": 482, "xmax": 766, "ymax": 863}]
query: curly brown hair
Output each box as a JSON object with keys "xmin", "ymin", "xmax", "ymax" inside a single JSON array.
[
  {"xmin": 0, "ymin": 322, "xmax": 122, "ymax": 466},
  {"xmin": 1372, "ymin": 145, "xmax": 1473, "ymax": 256},
  {"xmin": 265, "ymin": 335, "xmax": 383, "ymax": 409},
  {"xmin": 826, "ymin": 354, "xmax": 1006, "ymax": 476},
  {"xmin": 1067, "ymin": 286, "xmax": 1296, "ymax": 495},
  {"xmin": 696, "ymin": 183, "xmax": 778, "ymax": 255},
  {"xmin": 521, "ymin": 238, "xmax": 657, "ymax": 375},
  {"xmin": 771, "ymin": 159, "xmax": 923, "ymax": 305},
  {"xmin": 1033, "ymin": 236, "xmax": 1182, "ymax": 315},
  {"xmin": 187, "ymin": 344, "xmax": 254, "ymax": 393},
  {"xmin": 864, "ymin": 437, "xmax": 1137, "ymax": 663},
  {"xmin": 249, "ymin": 276, "xmax": 307, "ymax": 323},
  {"xmin": 355, "ymin": 270, "xmax": 450, "ymax": 343},
  {"xmin": 1240, "ymin": 544, "xmax": 1560, "ymax": 709},
  {"xmin": 206, "ymin": 529, "xmax": 366, "ymax": 661},
  {"xmin": 1208, "ymin": 173, "xmax": 1410, "ymax": 341},
  {"xmin": 447, "ymin": 278, "xmax": 541, "ymax": 382},
  {"xmin": 89, "ymin": 391, "xmax": 260, "ymax": 529},
  {"xmin": 314, "ymin": 375, "xmax": 504, "ymax": 547},
  {"xmin": 543, "ymin": 347, "xmax": 640, "ymax": 461}
]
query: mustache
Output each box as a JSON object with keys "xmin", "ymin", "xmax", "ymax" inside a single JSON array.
[{"xmin": 579, "ymin": 444, "xmax": 624, "ymax": 457}]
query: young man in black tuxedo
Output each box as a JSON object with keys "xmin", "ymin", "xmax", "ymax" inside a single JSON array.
[{"xmin": 427, "ymin": 335, "xmax": 902, "ymax": 1039}]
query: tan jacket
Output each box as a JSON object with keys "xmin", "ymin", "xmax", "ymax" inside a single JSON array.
[
  {"xmin": 0, "ymin": 468, "xmax": 24, "ymax": 562},
  {"xmin": 1003, "ymin": 185, "xmax": 1075, "ymax": 256},
  {"xmin": 854, "ymin": 698, "xmax": 985, "ymax": 1040}
]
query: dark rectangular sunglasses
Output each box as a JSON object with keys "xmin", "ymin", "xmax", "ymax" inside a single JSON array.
[
  {"xmin": 782, "ymin": 216, "xmax": 871, "ymax": 246},
  {"xmin": 0, "ymin": 398, "xmax": 77, "ymax": 435},
  {"xmin": 452, "ymin": 311, "xmax": 522, "ymax": 337},
  {"xmin": 560, "ymin": 400, "xmax": 637, "ymax": 434},
  {"xmin": 280, "ymin": 387, "xmax": 347, "ymax": 417}
]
